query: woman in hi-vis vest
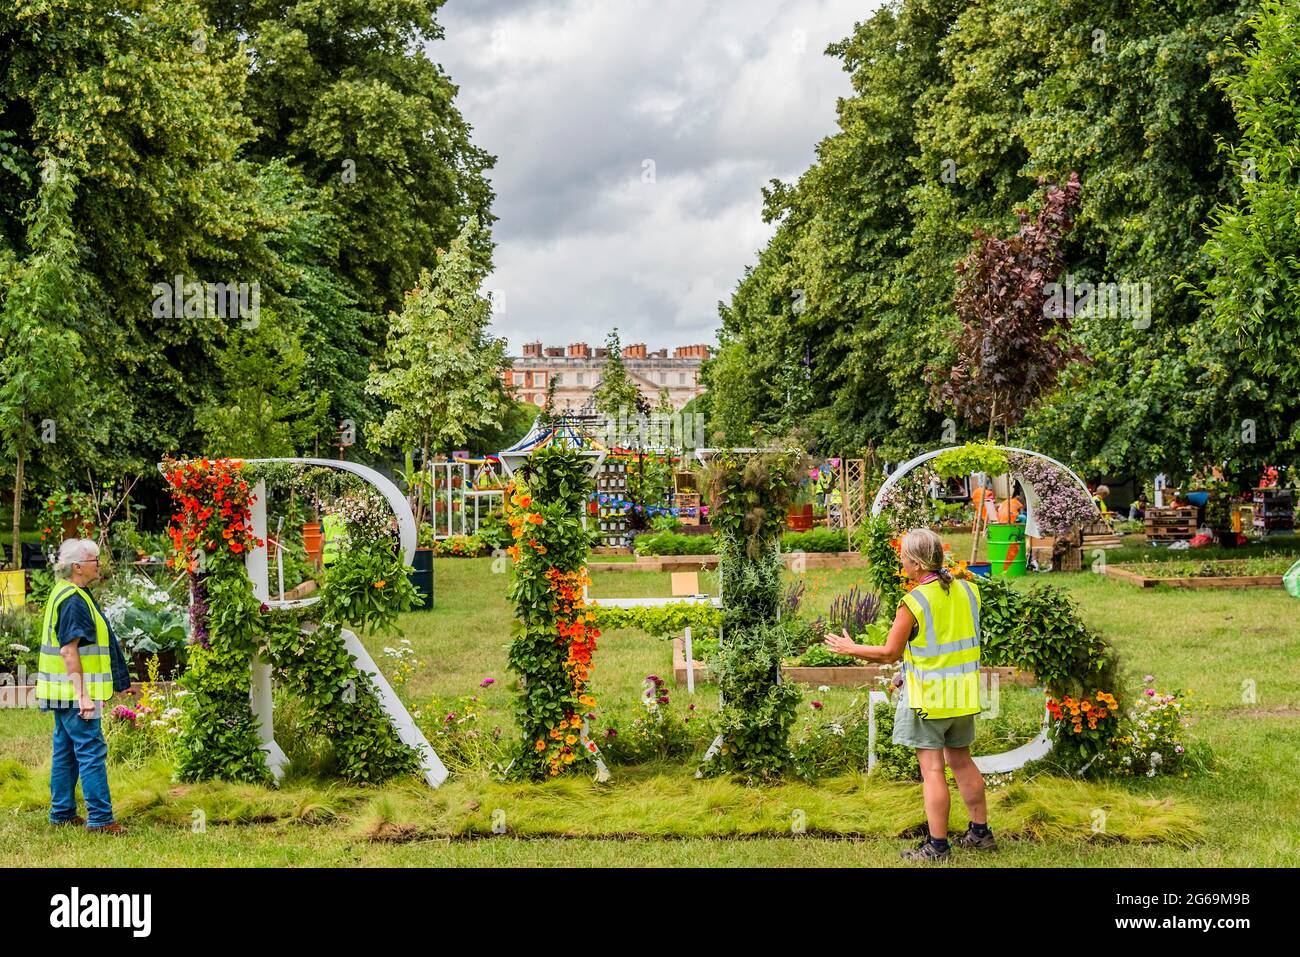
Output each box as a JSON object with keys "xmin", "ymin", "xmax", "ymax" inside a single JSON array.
[{"xmin": 824, "ymin": 529, "xmax": 996, "ymax": 861}]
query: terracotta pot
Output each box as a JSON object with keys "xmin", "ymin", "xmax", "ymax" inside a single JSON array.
[
  {"xmin": 302, "ymin": 522, "xmax": 323, "ymax": 562},
  {"xmin": 786, "ymin": 508, "xmax": 812, "ymax": 532},
  {"xmin": 60, "ymin": 515, "xmax": 94, "ymax": 541}
]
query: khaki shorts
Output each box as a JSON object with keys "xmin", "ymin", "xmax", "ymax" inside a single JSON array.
[{"xmin": 891, "ymin": 694, "xmax": 977, "ymax": 750}]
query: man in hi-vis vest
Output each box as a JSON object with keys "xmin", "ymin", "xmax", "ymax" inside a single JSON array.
[
  {"xmin": 37, "ymin": 539, "xmax": 130, "ymax": 834},
  {"xmin": 824, "ymin": 528, "xmax": 995, "ymax": 861}
]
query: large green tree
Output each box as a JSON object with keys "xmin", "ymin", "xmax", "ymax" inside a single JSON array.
[
  {"xmin": 196, "ymin": 309, "xmax": 330, "ymax": 458},
  {"xmin": 203, "ymin": 0, "xmax": 497, "ymax": 315},
  {"xmin": 0, "ymin": 167, "xmax": 83, "ymax": 566},
  {"xmin": 709, "ymin": 0, "xmax": 1266, "ymax": 483},
  {"xmin": 593, "ymin": 329, "xmax": 646, "ymax": 419},
  {"xmin": 1197, "ymin": 0, "xmax": 1300, "ymax": 471},
  {"xmin": 367, "ymin": 219, "xmax": 508, "ymax": 478}
]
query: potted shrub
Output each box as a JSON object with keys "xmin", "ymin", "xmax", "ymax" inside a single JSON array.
[
  {"xmin": 786, "ymin": 486, "xmax": 814, "ymax": 532},
  {"xmin": 40, "ymin": 489, "xmax": 96, "ymax": 545}
]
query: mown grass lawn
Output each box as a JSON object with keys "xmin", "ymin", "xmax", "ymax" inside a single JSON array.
[{"xmin": 2, "ymin": 548, "xmax": 1297, "ymax": 867}]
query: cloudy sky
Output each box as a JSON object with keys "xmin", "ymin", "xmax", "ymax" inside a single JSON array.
[{"xmin": 431, "ymin": 0, "xmax": 876, "ymax": 355}]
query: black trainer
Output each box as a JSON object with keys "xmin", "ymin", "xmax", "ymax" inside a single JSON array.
[
  {"xmin": 899, "ymin": 837, "xmax": 951, "ymax": 862},
  {"xmin": 955, "ymin": 824, "xmax": 996, "ymax": 850}
]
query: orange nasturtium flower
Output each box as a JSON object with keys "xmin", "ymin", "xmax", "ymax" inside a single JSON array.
[{"xmin": 373, "ymin": 580, "xmax": 387, "ymax": 588}]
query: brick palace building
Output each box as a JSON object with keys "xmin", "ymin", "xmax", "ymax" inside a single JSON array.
[{"xmin": 504, "ymin": 341, "xmax": 710, "ymax": 411}]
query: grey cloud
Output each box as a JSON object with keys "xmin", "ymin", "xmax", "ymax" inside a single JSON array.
[{"xmin": 432, "ymin": 0, "xmax": 875, "ymax": 346}]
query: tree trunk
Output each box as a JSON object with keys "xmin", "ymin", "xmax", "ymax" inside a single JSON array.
[{"xmin": 11, "ymin": 440, "xmax": 24, "ymax": 571}]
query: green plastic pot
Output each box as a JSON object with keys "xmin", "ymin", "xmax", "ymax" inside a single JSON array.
[{"xmin": 986, "ymin": 523, "xmax": 1027, "ymax": 578}]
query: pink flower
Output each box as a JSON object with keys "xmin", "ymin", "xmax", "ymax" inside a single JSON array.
[
  {"xmin": 479, "ymin": 677, "xmax": 495, "ymax": 688},
  {"xmin": 1145, "ymin": 689, "xmax": 1156, "ymax": 697},
  {"xmin": 811, "ymin": 701, "xmax": 823, "ymax": 710}
]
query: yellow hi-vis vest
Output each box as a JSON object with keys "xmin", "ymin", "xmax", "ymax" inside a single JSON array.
[
  {"xmin": 900, "ymin": 577, "xmax": 982, "ymax": 719},
  {"xmin": 36, "ymin": 580, "xmax": 113, "ymax": 704},
  {"xmin": 321, "ymin": 512, "xmax": 346, "ymax": 567}
]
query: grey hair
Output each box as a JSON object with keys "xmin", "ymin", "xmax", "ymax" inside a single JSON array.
[
  {"xmin": 56, "ymin": 538, "xmax": 99, "ymax": 573},
  {"xmin": 900, "ymin": 528, "xmax": 953, "ymax": 592}
]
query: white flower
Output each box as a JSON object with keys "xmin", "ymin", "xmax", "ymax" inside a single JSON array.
[
  {"xmin": 828, "ymin": 723, "xmax": 845, "ymax": 737},
  {"xmin": 150, "ymin": 720, "xmax": 165, "ymax": 727},
  {"xmin": 1146, "ymin": 768, "xmax": 1156, "ymax": 777},
  {"xmin": 817, "ymin": 685, "xmax": 830, "ymax": 693},
  {"xmin": 7, "ymin": 642, "xmax": 28, "ymax": 653},
  {"xmin": 167, "ymin": 727, "xmax": 179, "ymax": 734},
  {"xmin": 174, "ymin": 690, "xmax": 190, "ymax": 698},
  {"xmin": 1149, "ymin": 752, "xmax": 1162, "ymax": 765}
]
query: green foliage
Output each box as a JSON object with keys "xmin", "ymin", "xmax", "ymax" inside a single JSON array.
[
  {"xmin": 862, "ymin": 515, "xmax": 906, "ymax": 619},
  {"xmin": 207, "ymin": 0, "xmax": 497, "ymax": 315},
  {"xmin": 504, "ymin": 443, "xmax": 602, "ymax": 779},
  {"xmin": 592, "ymin": 603, "xmax": 722, "ymax": 640},
  {"xmin": 196, "ymin": 308, "xmax": 330, "ymax": 457},
  {"xmin": 173, "ymin": 460, "xmax": 422, "ymax": 786},
  {"xmin": 1197, "ymin": 0, "xmax": 1300, "ymax": 468},
  {"xmin": 790, "ymin": 643, "xmax": 859, "ymax": 669},
  {"xmin": 101, "ymin": 575, "xmax": 189, "ymax": 656},
  {"xmin": 366, "ymin": 220, "xmax": 509, "ymax": 461},
  {"xmin": 933, "ymin": 443, "xmax": 1010, "ymax": 480},
  {"xmin": 868, "ymin": 700, "xmax": 923, "ymax": 782},
  {"xmin": 699, "ymin": 450, "xmax": 807, "ymax": 782},
  {"xmin": 593, "ymin": 329, "xmax": 644, "ymax": 417},
  {"xmin": 703, "ymin": 617, "xmax": 804, "ymax": 783},
  {"xmin": 318, "ymin": 541, "xmax": 418, "ymax": 638},
  {"xmin": 432, "ymin": 535, "xmax": 488, "ymax": 558},
  {"xmin": 0, "ymin": 0, "xmax": 495, "ymax": 494},
  {"xmin": 599, "ymin": 677, "xmax": 705, "ymax": 765},
  {"xmin": 702, "ymin": 449, "xmax": 809, "ymax": 561},
  {"xmin": 266, "ymin": 616, "xmax": 419, "ymax": 784},
  {"xmin": 781, "ymin": 528, "xmax": 850, "ymax": 553},
  {"xmin": 978, "ymin": 577, "xmax": 1121, "ymax": 704},
  {"xmin": 790, "ymin": 695, "xmax": 918, "ymax": 783},
  {"xmin": 0, "ymin": 605, "xmax": 38, "ymax": 675},
  {"xmin": 412, "ymin": 693, "xmax": 506, "ymax": 774},
  {"xmin": 705, "ymin": 0, "xmax": 1271, "ymax": 480},
  {"xmin": 632, "ymin": 531, "xmax": 717, "ymax": 556}
]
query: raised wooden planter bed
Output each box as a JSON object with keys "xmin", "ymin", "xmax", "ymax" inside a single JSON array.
[
  {"xmin": 590, "ymin": 551, "xmax": 868, "ymax": 573},
  {"xmin": 671, "ymin": 639, "xmax": 1036, "ymax": 688},
  {"xmin": 1104, "ymin": 564, "xmax": 1284, "ymax": 589}
]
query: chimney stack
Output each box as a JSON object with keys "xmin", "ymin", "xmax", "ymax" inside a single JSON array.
[{"xmin": 522, "ymin": 340, "xmax": 543, "ymax": 358}]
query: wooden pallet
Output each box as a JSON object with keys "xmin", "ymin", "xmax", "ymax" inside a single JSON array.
[{"xmin": 1144, "ymin": 506, "xmax": 1198, "ymax": 542}]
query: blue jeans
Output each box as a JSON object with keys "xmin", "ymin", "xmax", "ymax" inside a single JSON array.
[{"xmin": 49, "ymin": 707, "xmax": 114, "ymax": 827}]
